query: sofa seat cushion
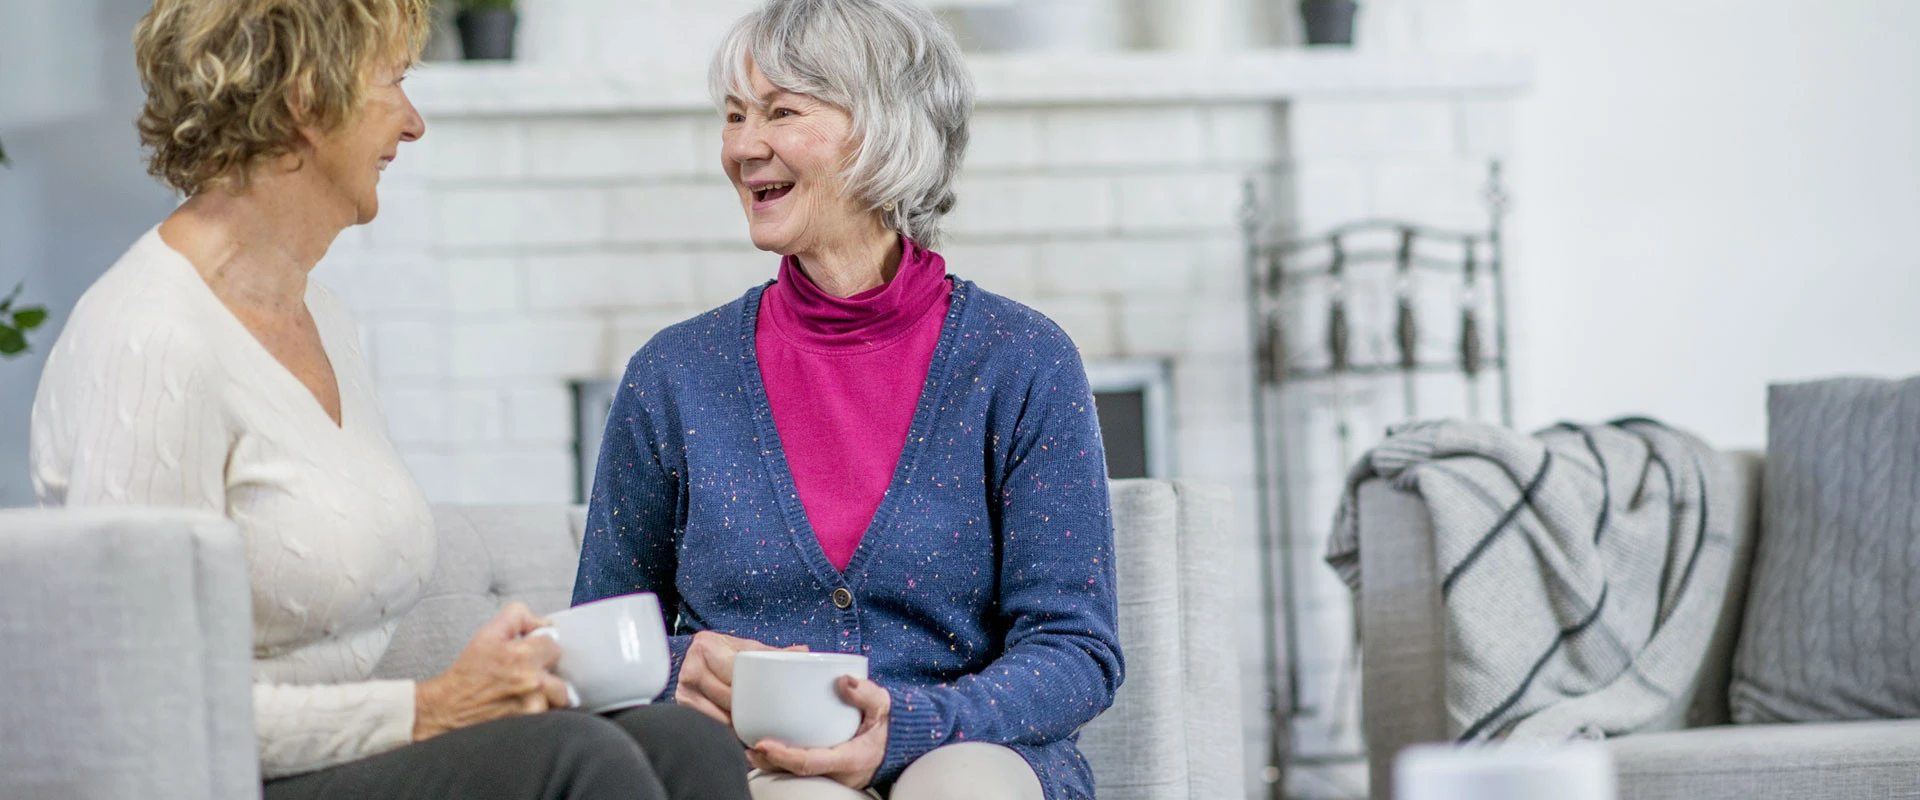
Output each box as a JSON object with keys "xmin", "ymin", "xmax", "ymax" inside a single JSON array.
[{"xmin": 1612, "ymin": 719, "xmax": 1920, "ymax": 800}]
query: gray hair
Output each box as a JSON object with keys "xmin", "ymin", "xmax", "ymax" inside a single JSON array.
[{"xmin": 710, "ymin": 0, "xmax": 974, "ymax": 248}]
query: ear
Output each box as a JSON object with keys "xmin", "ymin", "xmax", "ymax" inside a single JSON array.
[{"xmin": 286, "ymin": 76, "xmax": 327, "ymax": 151}]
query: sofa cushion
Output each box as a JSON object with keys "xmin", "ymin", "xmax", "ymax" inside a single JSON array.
[
  {"xmin": 1612, "ymin": 718, "xmax": 1920, "ymax": 800},
  {"xmin": 1730, "ymin": 377, "xmax": 1920, "ymax": 724},
  {"xmin": 373, "ymin": 505, "xmax": 586, "ymax": 682}
]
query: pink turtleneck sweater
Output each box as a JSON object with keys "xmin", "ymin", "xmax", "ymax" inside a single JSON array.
[{"xmin": 756, "ymin": 239, "xmax": 953, "ymax": 572}]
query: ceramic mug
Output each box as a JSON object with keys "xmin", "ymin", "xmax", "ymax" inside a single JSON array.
[
  {"xmin": 731, "ymin": 651, "xmax": 870, "ymax": 749},
  {"xmin": 1396, "ymin": 742, "xmax": 1617, "ymax": 800},
  {"xmin": 528, "ymin": 592, "xmax": 670, "ymax": 714}
]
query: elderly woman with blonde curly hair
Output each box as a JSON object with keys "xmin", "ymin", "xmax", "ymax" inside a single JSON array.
[
  {"xmin": 27, "ymin": 2, "xmax": 749, "ymax": 798},
  {"xmin": 572, "ymin": 1, "xmax": 1124, "ymax": 798}
]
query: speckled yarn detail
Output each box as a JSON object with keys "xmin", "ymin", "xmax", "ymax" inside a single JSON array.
[{"xmin": 574, "ymin": 279, "xmax": 1123, "ymax": 799}]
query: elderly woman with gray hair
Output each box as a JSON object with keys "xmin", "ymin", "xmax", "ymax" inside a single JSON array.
[{"xmin": 570, "ymin": 0, "xmax": 1123, "ymax": 798}]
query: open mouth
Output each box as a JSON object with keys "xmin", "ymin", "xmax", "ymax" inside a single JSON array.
[{"xmin": 752, "ymin": 182, "xmax": 794, "ymax": 204}]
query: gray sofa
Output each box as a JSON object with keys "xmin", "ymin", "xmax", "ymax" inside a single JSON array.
[
  {"xmin": 0, "ymin": 479, "xmax": 1243, "ymax": 800},
  {"xmin": 1356, "ymin": 451, "xmax": 1920, "ymax": 799}
]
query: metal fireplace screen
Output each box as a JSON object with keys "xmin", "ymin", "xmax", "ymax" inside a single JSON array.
[{"xmin": 1243, "ymin": 162, "xmax": 1513, "ymax": 797}]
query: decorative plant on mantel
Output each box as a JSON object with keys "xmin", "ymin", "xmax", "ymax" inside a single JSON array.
[
  {"xmin": 455, "ymin": 0, "xmax": 519, "ymax": 61},
  {"xmin": 0, "ymin": 136, "xmax": 50, "ymax": 359}
]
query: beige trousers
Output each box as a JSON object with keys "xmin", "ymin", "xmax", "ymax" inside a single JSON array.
[{"xmin": 747, "ymin": 742, "xmax": 1043, "ymax": 800}]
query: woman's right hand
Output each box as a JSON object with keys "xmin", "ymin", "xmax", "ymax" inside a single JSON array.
[
  {"xmin": 676, "ymin": 630, "xmax": 808, "ymax": 726},
  {"xmin": 412, "ymin": 602, "xmax": 571, "ymax": 741}
]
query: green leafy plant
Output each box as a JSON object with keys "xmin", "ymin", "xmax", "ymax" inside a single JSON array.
[
  {"xmin": 0, "ymin": 138, "xmax": 47, "ymax": 358},
  {"xmin": 0, "ymin": 284, "xmax": 47, "ymax": 358}
]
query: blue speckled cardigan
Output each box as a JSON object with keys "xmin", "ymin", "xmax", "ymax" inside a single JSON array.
[{"xmin": 572, "ymin": 278, "xmax": 1123, "ymax": 799}]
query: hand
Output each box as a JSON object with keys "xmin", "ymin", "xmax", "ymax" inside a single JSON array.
[
  {"xmin": 412, "ymin": 602, "xmax": 571, "ymax": 741},
  {"xmin": 674, "ymin": 630, "xmax": 808, "ymax": 726},
  {"xmin": 747, "ymin": 675, "xmax": 891, "ymax": 791}
]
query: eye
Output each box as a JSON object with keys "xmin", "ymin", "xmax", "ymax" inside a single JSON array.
[
  {"xmin": 725, "ymin": 112, "xmax": 745, "ymax": 123},
  {"xmin": 772, "ymin": 107, "xmax": 798, "ymax": 119}
]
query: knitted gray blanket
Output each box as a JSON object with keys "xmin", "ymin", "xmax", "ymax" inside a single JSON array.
[{"xmin": 1326, "ymin": 418, "xmax": 1733, "ymax": 742}]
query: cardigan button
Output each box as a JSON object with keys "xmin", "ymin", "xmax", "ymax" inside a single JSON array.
[{"xmin": 831, "ymin": 587, "xmax": 854, "ymax": 610}]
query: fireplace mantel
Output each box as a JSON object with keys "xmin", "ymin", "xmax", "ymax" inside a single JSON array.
[{"xmin": 408, "ymin": 50, "xmax": 1531, "ymax": 118}]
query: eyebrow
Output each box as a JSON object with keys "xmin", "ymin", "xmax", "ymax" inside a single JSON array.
[{"xmin": 727, "ymin": 87, "xmax": 805, "ymax": 108}]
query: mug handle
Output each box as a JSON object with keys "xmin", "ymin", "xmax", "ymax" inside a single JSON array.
[{"xmin": 527, "ymin": 627, "xmax": 583, "ymax": 709}]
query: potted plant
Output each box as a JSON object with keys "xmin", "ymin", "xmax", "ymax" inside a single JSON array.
[
  {"xmin": 1300, "ymin": 0, "xmax": 1358, "ymax": 46},
  {"xmin": 0, "ymin": 284, "xmax": 47, "ymax": 359},
  {"xmin": 456, "ymin": 0, "xmax": 519, "ymax": 61},
  {"xmin": 0, "ymin": 144, "xmax": 47, "ymax": 358}
]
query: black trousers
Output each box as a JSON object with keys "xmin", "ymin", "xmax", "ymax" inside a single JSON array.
[{"xmin": 264, "ymin": 704, "xmax": 750, "ymax": 800}]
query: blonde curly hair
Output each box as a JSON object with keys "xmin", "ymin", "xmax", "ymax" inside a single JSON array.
[{"xmin": 133, "ymin": 0, "xmax": 429, "ymax": 196}]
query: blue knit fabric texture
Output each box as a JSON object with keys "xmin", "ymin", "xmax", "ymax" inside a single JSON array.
[{"xmin": 573, "ymin": 278, "xmax": 1123, "ymax": 799}]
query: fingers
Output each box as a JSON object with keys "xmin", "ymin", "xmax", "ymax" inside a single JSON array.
[
  {"xmin": 675, "ymin": 683, "xmax": 732, "ymax": 725},
  {"xmin": 746, "ymin": 748, "xmax": 775, "ymax": 773},
  {"xmin": 477, "ymin": 601, "xmax": 540, "ymax": 641},
  {"xmin": 501, "ymin": 602, "xmax": 550, "ymax": 637},
  {"xmin": 675, "ymin": 658, "xmax": 733, "ymax": 718},
  {"xmin": 693, "ymin": 632, "xmax": 742, "ymax": 685},
  {"xmin": 752, "ymin": 739, "xmax": 846, "ymax": 778},
  {"xmin": 837, "ymin": 676, "xmax": 891, "ymax": 724},
  {"xmin": 540, "ymin": 673, "xmax": 573, "ymax": 710},
  {"xmin": 782, "ymin": 644, "xmax": 812, "ymax": 652},
  {"xmin": 524, "ymin": 631, "xmax": 562, "ymax": 668}
]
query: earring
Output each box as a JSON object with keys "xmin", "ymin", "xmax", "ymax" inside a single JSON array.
[{"xmin": 883, "ymin": 200, "xmax": 896, "ymax": 212}]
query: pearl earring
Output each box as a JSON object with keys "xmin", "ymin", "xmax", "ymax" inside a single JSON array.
[{"xmin": 883, "ymin": 200, "xmax": 896, "ymax": 212}]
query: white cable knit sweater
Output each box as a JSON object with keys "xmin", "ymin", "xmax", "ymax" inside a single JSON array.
[{"xmin": 29, "ymin": 227, "xmax": 437, "ymax": 779}]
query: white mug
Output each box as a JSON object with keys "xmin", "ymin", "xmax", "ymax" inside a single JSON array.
[
  {"xmin": 731, "ymin": 651, "xmax": 869, "ymax": 749},
  {"xmin": 1396, "ymin": 742, "xmax": 1616, "ymax": 800},
  {"xmin": 528, "ymin": 593, "xmax": 670, "ymax": 714}
]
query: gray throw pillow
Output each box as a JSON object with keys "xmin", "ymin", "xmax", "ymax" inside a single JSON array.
[{"xmin": 1730, "ymin": 377, "xmax": 1920, "ymax": 724}]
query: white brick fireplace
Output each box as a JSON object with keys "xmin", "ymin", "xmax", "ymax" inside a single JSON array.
[{"xmin": 317, "ymin": 49, "xmax": 1528, "ymax": 798}]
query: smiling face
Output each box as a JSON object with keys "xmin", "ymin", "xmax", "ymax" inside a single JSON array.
[
  {"xmin": 306, "ymin": 57, "xmax": 425, "ymax": 225},
  {"xmin": 721, "ymin": 59, "xmax": 881, "ymax": 258}
]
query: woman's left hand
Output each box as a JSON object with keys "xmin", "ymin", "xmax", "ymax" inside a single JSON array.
[{"xmin": 747, "ymin": 675, "xmax": 891, "ymax": 790}]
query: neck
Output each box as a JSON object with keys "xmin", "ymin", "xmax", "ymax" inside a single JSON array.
[
  {"xmin": 791, "ymin": 222, "xmax": 904, "ymax": 298},
  {"xmin": 158, "ymin": 164, "xmax": 353, "ymax": 308}
]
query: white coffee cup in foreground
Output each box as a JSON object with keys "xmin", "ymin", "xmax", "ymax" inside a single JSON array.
[
  {"xmin": 1396, "ymin": 742, "xmax": 1616, "ymax": 800},
  {"xmin": 528, "ymin": 592, "xmax": 670, "ymax": 714},
  {"xmin": 731, "ymin": 651, "xmax": 870, "ymax": 749}
]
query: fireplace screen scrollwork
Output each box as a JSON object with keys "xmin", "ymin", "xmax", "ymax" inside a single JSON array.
[{"xmin": 1243, "ymin": 162, "xmax": 1513, "ymax": 798}]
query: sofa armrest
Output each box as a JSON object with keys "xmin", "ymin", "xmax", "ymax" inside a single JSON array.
[
  {"xmin": 1080, "ymin": 479, "xmax": 1246, "ymax": 800},
  {"xmin": 1354, "ymin": 450, "xmax": 1767, "ymax": 799},
  {"xmin": 0, "ymin": 508, "xmax": 260, "ymax": 799},
  {"xmin": 1356, "ymin": 478, "xmax": 1447, "ymax": 800}
]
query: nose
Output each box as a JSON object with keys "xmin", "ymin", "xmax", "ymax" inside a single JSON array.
[
  {"xmin": 399, "ymin": 91, "xmax": 426, "ymax": 143},
  {"xmin": 722, "ymin": 113, "xmax": 772, "ymax": 166}
]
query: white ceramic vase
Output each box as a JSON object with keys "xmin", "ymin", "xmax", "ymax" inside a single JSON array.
[{"xmin": 957, "ymin": 0, "xmax": 1126, "ymax": 53}]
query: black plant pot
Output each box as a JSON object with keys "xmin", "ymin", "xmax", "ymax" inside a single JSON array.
[
  {"xmin": 457, "ymin": 9, "xmax": 518, "ymax": 61},
  {"xmin": 1300, "ymin": 0, "xmax": 1358, "ymax": 46}
]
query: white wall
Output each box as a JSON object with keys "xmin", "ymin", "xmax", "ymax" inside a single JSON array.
[
  {"xmin": 0, "ymin": 0, "xmax": 180, "ymax": 506},
  {"xmin": 1460, "ymin": 0, "xmax": 1920, "ymax": 448}
]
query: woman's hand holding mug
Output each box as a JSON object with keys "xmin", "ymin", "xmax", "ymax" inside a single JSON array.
[
  {"xmin": 747, "ymin": 675, "xmax": 892, "ymax": 790},
  {"xmin": 675, "ymin": 630, "xmax": 809, "ymax": 726},
  {"xmin": 411, "ymin": 602, "xmax": 571, "ymax": 741}
]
